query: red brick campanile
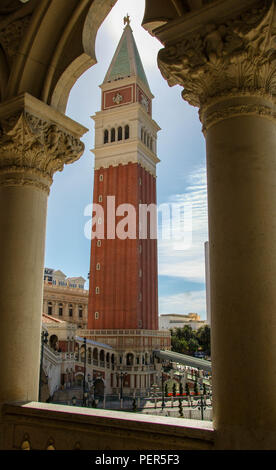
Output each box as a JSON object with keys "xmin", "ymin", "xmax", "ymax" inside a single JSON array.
[{"xmin": 87, "ymin": 22, "xmax": 160, "ymax": 332}]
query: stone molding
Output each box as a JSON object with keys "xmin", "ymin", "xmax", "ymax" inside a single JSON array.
[
  {"xmin": 0, "ymin": 94, "xmax": 87, "ymax": 194},
  {"xmin": 157, "ymin": 0, "xmax": 276, "ymax": 122}
]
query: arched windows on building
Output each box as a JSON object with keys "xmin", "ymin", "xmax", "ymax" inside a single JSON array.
[
  {"xmin": 69, "ymin": 304, "xmax": 73, "ymax": 317},
  {"xmin": 111, "ymin": 128, "xmax": 115, "ymax": 142},
  {"xmin": 140, "ymin": 127, "xmax": 154, "ymax": 151},
  {"xmin": 58, "ymin": 303, "xmax": 63, "ymax": 316},
  {"xmin": 78, "ymin": 305, "xmax": 83, "ymax": 318},
  {"xmin": 104, "ymin": 129, "xmax": 109, "ymax": 144},
  {"xmin": 103, "ymin": 124, "xmax": 130, "ymax": 144}
]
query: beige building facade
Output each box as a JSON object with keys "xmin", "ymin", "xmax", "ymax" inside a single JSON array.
[
  {"xmin": 43, "ymin": 269, "xmax": 88, "ymax": 329},
  {"xmin": 159, "ymin": 313, "xmax": 207, "ymax": 331}
]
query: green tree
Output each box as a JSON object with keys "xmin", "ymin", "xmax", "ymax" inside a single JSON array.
[
  {"xmin": 196, "ymin": 325, "xmax": 211, "ymax": 355},
  {"xmin": 188, "ymin": 337, "xmax": 199, "ymax": 354}
]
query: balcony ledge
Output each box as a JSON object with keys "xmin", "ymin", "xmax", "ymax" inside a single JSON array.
[{"xmin": 2, "ymin": 401, "xmax": 214, "ymax": 450}]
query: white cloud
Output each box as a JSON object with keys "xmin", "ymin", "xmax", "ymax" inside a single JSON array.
[
  {"xmin": 159, "ymin": 290, "xmax": 207, "ymax": 318},
  {"xmin": 158, "ymin": 166, "xmax": 208, "ymax": 283}
]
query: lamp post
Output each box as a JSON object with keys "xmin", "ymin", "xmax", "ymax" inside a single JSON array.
[
  {"xmin": 190, "ymin": 393, "xmax": 213, "ymax": 420},
  {"xmin": 161, "ymin": 371, "xmax": 166, "ymax": 410},
  {"xmin": 39, "ymin": 330, "xmax": 48, "ymax": 402},
  {"xmin": 116, "ymin": 371, "xmax": 127, "ymax": 400},
  {"xmin": 82, "ymin": 337, "xmax": 87, "ymax": 407},
  {"xmin": 72, "ymin": 396, "xmax": 77, "ymax": 406}
]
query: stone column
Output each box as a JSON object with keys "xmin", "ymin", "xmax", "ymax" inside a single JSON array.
[
  {"xmin": 157, "ymin": 0, "xmax": 276, "ymax": 449},
  {"xmin": 0, "ymin": 94, "xmax": 87, "ymax": 407}
]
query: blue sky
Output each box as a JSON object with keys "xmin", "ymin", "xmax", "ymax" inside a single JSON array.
[{"xmin": 44, "ymin": 0, "xmax": 209, "ymax": 319}]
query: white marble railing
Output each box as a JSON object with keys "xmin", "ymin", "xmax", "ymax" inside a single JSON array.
[{"xmin": 2, "ymin": 402, "xmax": 214, "ymax": 450}]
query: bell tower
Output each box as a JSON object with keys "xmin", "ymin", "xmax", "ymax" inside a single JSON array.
[
  {"xmin": 88, "ymin": 19, "xmax": 160, "ymax": 331},
  {"xmin": 85, "ymin": 18, "xmax": 171, "ymax": 394}
]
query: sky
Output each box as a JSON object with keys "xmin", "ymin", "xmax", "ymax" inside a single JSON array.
[{"xmin": 44, "ymin": 0, "xmax": 209, "ymax": 319}]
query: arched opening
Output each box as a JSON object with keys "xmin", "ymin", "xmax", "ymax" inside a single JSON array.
[
  {"xmin": 118, "ymin": 126, "xmax": 122, "ymax": 141},
  {"xmin": 88, "ymin": 347, "xmax": 92, "ymax": 364},
  {"xmin": 99, "ymin": 349, "xmax": 105, "ymax": 365},
  {"xmin": 93, "ymin": 348, "xmax": 98, "ymax": 364},
  {"xmin": 58, "ymin": 303, "xmax": 63, "ymax": 316},
  {"xmin": 124, "ymin": 124, "xmax": 129, "ymax": 139},
  {"xmin": 78, "ymin": 305, "xmax": 83, "ymax": 318},
  {"xmin": 69, "ymin": 304, "xmax": 73, "ymax": 317},
  {"xmin": 104, "ymin": 129, "xmax": 109, "ymax": 144},
  {"xmin": 94, "ymin": 378, "xmax": 105, "ymax": 397},
  {"xmin": 126, "ymin": 353, "xmax": 134, "ymax": 366},
  {"xmin": 49, "ymin": 335, "xmax": 58, "ymax": 351},
  {"xmin": 111, "ymin": 127, "xmax": 115, "ymax": 142}
]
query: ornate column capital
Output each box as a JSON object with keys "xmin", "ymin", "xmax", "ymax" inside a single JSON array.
[
  {"xmin": 0, "ymin": 93, "xmax": 88, "ymax": 194},
  {"xmin": 157, "ymin": 0, "xmax": 276, "ymax": 130}
]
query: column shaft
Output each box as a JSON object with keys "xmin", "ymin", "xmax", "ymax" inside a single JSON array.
[
  {"xmin": 0, "ymin": 185, "xmax": 48, "ymax": 403},
  {"xmin": 206, "ymin": 104, "xmax": 276, "ymax": 448}
]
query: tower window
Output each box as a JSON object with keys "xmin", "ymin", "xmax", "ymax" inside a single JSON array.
[
  {"xmin": 104, "ymin": 129, "xmax": 109, "ymax": 144},
  {"xmin": 95, "ymin": 312, "xmax": 99, "ymax": 319},
  {"xmin": 111, "ymin": 128, "xmax": 115, "ymax": 142},
  {"xmin": 58, "ymin": 303, "xmax": 63, "ymax": 316},
  {"xmin": 96, "ymin": 287, "xmax": 100, "ymax": 294},
  {"xmin": 96, "ymin": 263, "xmax": 101, "ymax": 271},
  {"xmin": 125, "ymin": 125, "xmax": 129, "ymax": 140},
  {"xmin": 99, "ymin": 174, "xmax": 103, "ymax": 182},
  {"xmin": 97, "ymin": 240, "xmax": 101, "ymax": 247},
  {"xmin": 118, "ymin": 126, "xmax": 122, "ymax": 141},
  {"xmin": 98, "ymin": 195, "xmax": 103, "ymax": 203}
]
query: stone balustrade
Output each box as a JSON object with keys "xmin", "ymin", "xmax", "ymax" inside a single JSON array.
[{"xmin": 2, "ymin": 402, "xmax": 214, "ymax": 450}]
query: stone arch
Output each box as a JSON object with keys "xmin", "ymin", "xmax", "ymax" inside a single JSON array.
[
  {"xmin": 93, "ymin": 348, "xmax": 98, "ymax": 361},
  {"xmin": 49, "ymin": 334, "xmax": 58, "ymax": 351},
  {"xmin": 94, "ymin": 377, "xmax": 105, "ymax": 396},
  {"xmin": 126, "ymin": 352, "xmax": 134, "ymax": 366},
  {"xmin": 0, "ymin": 1, "xmax": 116, "ymax": 111},
  {"xmin": 99, "ymin": 349, "xmax": 105, "ymax": 363}
]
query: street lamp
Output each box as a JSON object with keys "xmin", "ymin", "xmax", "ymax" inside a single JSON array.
[
  {"xmin": 116, "ymin": 371, "xmax": 127, "ymax": 400},
  {"xmin": 161, "ymin": 370, "xmax": 165, "ymax": 410},
  {"xmin": 72, "ymin": 396, "xmax": 77, "ymax": 406},
  {"xmin": 82, "ymin": 337, "xmax": 87, "ymax": 407},
  {"xmin": 190, "ymin": 393, "xmax": 213, "ymax": 420},
  {"xmin": 39, "ymin": 330, "xmax": 48, "ymax": 402}
]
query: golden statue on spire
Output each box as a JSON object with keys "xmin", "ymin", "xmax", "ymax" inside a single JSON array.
[{"xmin": 124, "ymin": 14, "xmax": 130, "ymax": 26}]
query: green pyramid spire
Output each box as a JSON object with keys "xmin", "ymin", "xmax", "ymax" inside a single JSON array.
[{"xmin": 103, "ymin": 24, "xmax": 150, "ymax": 90}]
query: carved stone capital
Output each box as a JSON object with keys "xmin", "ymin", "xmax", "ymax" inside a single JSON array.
[
  {"xmin": 0, "ymin": 93, "xmax": 88, "ymax": 194},
  {"xmin": 157, "ymin": 0, "xmax": 276, "ymax": 124}
]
